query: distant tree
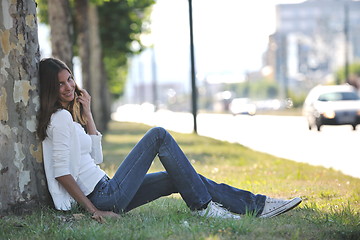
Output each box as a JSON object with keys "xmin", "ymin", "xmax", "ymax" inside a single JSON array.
[
  {"xmin": 336, "ymin": 62, "xmax": 360, "ymax": 88},
  {"xmin": 249, "ymin": 80, "xmax": 279, "ymax": 99},
  {"xmin": 75, "ymin": 0, "xmax": 91, "ymax": 91},
  {"xmin": 288, "ymin": 90, "xmax": 307, "ymax": 108},
  {"xmin": 0, "ymin": 0, "xmax": 50, "ymax": 214},
  {"xmin": 47, "ymin": 0, "xmax": 74, "ymax": 71},
  {"xmin": 231, "ymin": 80, "xmax": 279, "ymax": 100},
  {"xmin": 98, "ymin": 0, "xmax": 155, "ymax": 98},
  {"xmin": 88, "ymin": 2, "xmax": 111, "ymax": 131}
]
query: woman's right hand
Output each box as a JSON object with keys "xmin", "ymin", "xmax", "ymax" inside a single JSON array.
[{"xmin": 92, "ymin": 210, "xmax": 120, "ymax": 223}]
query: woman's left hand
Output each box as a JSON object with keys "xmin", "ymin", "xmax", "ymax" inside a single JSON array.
[
  {"xmin": 92, "ymin": 210, "xmax": 120, "ymax": 223},
  {"xmin": 77, "ymin": 89, "xmax": 92, "ymax": 116},
  {"xmin": 77, "ymin": 89, "xmax": 98, "ymax": 134}
]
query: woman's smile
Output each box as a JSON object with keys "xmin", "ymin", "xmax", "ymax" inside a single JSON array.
[
  {"xmin": 63, "ymin": 91, "xmax": 74, "ymax": 98},
  {"xmin": 58, "ymin": 69, "xmax": 75, "ymax": 107}
]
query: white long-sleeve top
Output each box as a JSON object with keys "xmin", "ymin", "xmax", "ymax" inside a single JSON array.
[{"xmin": 42, "ymin": 109, "xmax": 106, "ymax": 211}]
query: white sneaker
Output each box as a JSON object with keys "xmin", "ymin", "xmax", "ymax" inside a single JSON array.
[
  {"xmin": 194, "ymin": 201, "xmax": 241, "ymax": 219},
  {"xmin": 259, "ymin": 197, "xmax": 302, "ymax": 218}
]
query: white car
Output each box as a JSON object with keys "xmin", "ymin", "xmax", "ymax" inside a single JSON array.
[
  {"xmin": 302, "ymin": 85, "xmax": 360, "ymax": 131},
  {"xmin": 229, "ymin": 98, "xmax": 256, "ymax": 116}
]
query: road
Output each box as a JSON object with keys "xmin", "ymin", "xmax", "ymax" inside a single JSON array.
[{"xmin": 112, "ymin": 105, "xmax": 360, "ymax": 179}]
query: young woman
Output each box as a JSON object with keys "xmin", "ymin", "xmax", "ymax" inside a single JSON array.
[{"xmin": 37, "ymin": 58, "xmax": 301, "ymax": 222}]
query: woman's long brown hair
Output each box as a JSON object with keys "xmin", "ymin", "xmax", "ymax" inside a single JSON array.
[{"xmin": 37, "ymin": 58, "xmax": 87, "ymax": 141}]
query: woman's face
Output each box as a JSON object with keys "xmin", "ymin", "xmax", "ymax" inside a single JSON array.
[{"xmin": 58, "ymin": 69, "xmax": 75, "ymax": 107}]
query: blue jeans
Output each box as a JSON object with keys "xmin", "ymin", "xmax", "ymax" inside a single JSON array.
[{"xmin": 88, "ymin": 127, "xmax": 266, "ymax": 215}]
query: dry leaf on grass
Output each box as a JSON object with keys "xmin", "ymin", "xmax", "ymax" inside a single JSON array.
[{"xmin": 72, "ymin": 213, "xmax": 86, "ymax": 220}]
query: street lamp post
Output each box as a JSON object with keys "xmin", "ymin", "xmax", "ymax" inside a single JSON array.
[
  {"xmin": 344, "ymin": 3, "xmax": 349, "ymax": 84},
  {"xmin": 188, "ymin": 0, "xmax": 198, "ymax": 134}
]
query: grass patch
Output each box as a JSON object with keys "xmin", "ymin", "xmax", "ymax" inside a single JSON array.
[{"xmin": 1, "ymin": 121, "xmax": 359, "ymax": 239}]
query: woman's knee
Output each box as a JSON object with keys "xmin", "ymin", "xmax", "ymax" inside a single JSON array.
[{"xmin": 148, "ymin": 126, "xmax": 167, "ymax": 138}]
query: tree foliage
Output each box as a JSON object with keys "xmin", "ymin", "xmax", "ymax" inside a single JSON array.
[
  {"xmin": 98, "ymin": 0, "xmax": 154, "ymax": 97},
  {"xmin": 226, "ymin": 79, "xmax": 279, "ymax": 100},
  {"xmin": 336, "ymin": 62, "xmax": 360, "ymax": 85}
]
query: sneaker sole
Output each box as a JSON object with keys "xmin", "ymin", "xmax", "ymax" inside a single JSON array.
[{"xmin": 259, "ymin": 197, "xmax": 302, "ymax": 218}]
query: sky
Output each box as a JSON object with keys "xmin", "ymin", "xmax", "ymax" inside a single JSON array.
[
  {"xmin": 151, "ymin": 0, "xmax": 302, "ymax": 71},
  {"xmin": 128, "ymin": 0, "xmax": 305, "ymax": 89}
]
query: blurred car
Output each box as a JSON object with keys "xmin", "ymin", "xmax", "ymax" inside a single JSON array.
[
  {"xmin": 229, "ymin": 98, "xmax": 256, "ymax": 116},
  {"xmin": 302, "ymin": 85, "xmax": 360, "ymax": 131}
]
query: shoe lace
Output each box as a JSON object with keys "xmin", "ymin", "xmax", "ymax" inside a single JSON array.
[{"xmin": 208, "ymin": 202, "xmax": 234, "ymax": 217}]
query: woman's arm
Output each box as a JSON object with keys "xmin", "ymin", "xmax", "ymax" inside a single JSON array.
[
  {"xmin": 70, "ymin": 89, "xmax": 116, "ymax": 221},
  {"xmin": 77, "ymin": 88, "xmax": 103, "ymax": 163},
  {"xmin": 56, "ymin": 174, "xmax": 119, "ymax": 222}
]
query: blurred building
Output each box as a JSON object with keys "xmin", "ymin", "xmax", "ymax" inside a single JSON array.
[{"xmin": 265, "ymin": 0, "xmax": 360, "ymax": 97}]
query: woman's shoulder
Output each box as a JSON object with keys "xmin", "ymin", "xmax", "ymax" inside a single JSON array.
[
  {"xmin": 44, "ymin": 109, "xmax": 76, "ymax": 142},
  {"xmin": 51, "ymin": 109, "xmax": 73, "ymax": 124}
]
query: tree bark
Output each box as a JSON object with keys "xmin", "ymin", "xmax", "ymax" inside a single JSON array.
[
  {"xmin": 88, "ymin": 3, "xmax": 110, "ymax": 132},
  {"xmin": 0, "ymin": 0, "xmax": 50, "ymax": 214},
  {"xmin": 47, "ymin": 0, "xmax": 74, "ymax": 72},
  {"xmin": 75, "ymin": 0, "xmax": 91, "ymax": 93},
  {"xmin": 100, "ymin": 61, "xmax": 112, "ymax": 131}
]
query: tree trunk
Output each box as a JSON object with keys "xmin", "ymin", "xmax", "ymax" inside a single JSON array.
[
  {"xmin": 75, "ymin": 0, "xmax": 91, "ymax": 93},
  {"xmin": 0, "ymin": 0, "xmax": 50, "ymax": 214},
  {"xmin": 100, "ymin": 61, "xmax": 112, "ymax": 131},
  {"xmin": 47, "ymin": 0, "xmax": 74, "ymax": 72},
  {"xmin": 88, "ymin": 3, "xmax": 110, "ymax": 132}
]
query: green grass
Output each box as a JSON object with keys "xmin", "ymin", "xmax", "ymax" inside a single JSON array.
[{"xmin": 1, "ymin": 121, "xmax": 359, "ymax": 240}]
